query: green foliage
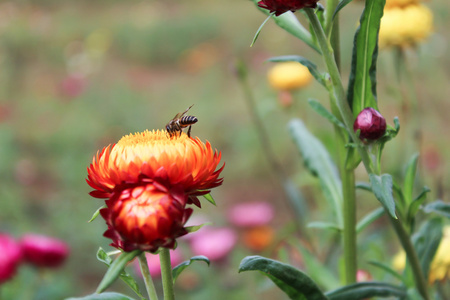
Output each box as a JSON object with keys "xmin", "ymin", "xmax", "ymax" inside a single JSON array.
[
  {"xmin": 66, "ymin": 292, "xmax": 136, "ymax": 300},
  {"xmin": 423, "ymin": 200, "xmax": 450, "ymax": 219},
  {"xmin": 89, "ymin": 205, "xmax": 106, "ymax": 223},
  {"xmin": 307, "ymin": 99, "xmax": 346, "ymax": 129},
  {"xmin": 172, "ymin": 256, "xmax": 210, "ymax": 283},
  {"xmin": 324, "ymin": 282, "xmax": 406, "ymax": 300},
  {"xmin": 289, "ymin": 119, "xmax": 343, "ymax": 228},
  {"xmin": 96, "ymin": 250, "xmax": 141, "ymax": 294},
  {"xmin": 369, "ymin": 174, "xmax": 397, "ymax": 218},
  {"xmin": 239, "ymin": 256, "xmax": 328, "ymax": 300},
  {"xmin": 347, "ymin": 0, "xmax": 386, "ymax": 116},
  {"xmin": 203, "ymin": 193, "xmax": 216, "ymax": 206}
]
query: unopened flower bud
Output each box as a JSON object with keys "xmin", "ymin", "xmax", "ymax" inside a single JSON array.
[
  {"xmin": 20, "ymin": 234, "xmax": 70, "ymax": 268},
  {"xmin": 353, "ymin": 107, "xmax": 386, "ymax": 141},
  {"xmin": 258, "ymin": 0, "xmax": 319, "ymax": 16}
]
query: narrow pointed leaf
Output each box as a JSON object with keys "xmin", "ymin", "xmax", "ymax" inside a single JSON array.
[
  {"xmin": 407, "ymin": 186, "xmax": 430, "ymax": 223},
  {"xmin": 185, "ymin": 223, "xmax": 210, "ymax": 233},
  {"xmin": 368, "ymin": 261, "xmax": 404, "ymax": 282},
  {"xmin": 289, "ymin": 119, "xmax": 343, "ymax": 228},
  {"xmin": 203, "ymin": 193, "xmax": 216, "ymax": 206},
  {"xmin": 172, "ymin": 256, "xmax": 210, "ymax": 283},
  {"xmin": 325, "ymin": 282, "xmax": 406, "ymax": 300},
  {"xmin": 423, "ymin": 200, "xmax": 450, "ymax": 218},
  {"xmin": 356, "ymin": 207, "xmax": 385, "ymax": 234},
  {"xmin": 347, "ymin": 0, "xmax": 385, "ymax": 116},
  {"xmin": 96, "ymin": 250, "xmax": 141, "ymax": 294},
  {"xmin": 251, "ymin": 0, "xmax": 320, "ymax": 52},
  {"xmin": 89, "ymin": 205, "xmax": 106, "ymax": 223},
  {"xmin": 412, "ymin": 218, "xmax": 443, "ymax": 281},
  {"xmin": 268, "ymin": 56, "xmax": 327, "ymax": 86},
  {"xmin": 332, "ymin": 0, "xmax": 354, "ymax": 20},
  {"xmin": 403, "ymin": 153, "xmax": 419, "ymax": 204},
  {"xmin": 307, "ymin": 99, "xmax": 345, "ymax": 128},
  {"xmin": 239, "ymin": 256, "xmax": 328, "ymax": 300},
  {"xmin": 66, "ymin": 292, "xmax": 137, "ymax": 300},
  {"xmin": 96, "ymin": 248, "xmax": 144, "ymax": 299},
  {"xmin": 251, "ymin": 14, "xmax": 273, "ymax": 47},
  {"xmin": 307, "ymin": 221, "xmax": 341, "ymax": 232},
  {"xmin": 369, "ymin": 174, "xmax": 396, "ymax": 218}
]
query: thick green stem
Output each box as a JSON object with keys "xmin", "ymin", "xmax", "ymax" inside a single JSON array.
[
  {"xmin": 159, "ymin": 248, "xmax": 175, "ymax": 300},
  {"xmin": 389, "ymin": 217, "xmax": 430, "ymax": 300},
  {"xmin": 138, "ymin": 253, "xmax": 159, "ymax": 300}
]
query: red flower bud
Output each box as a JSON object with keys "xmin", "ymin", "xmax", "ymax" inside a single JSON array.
[
  {"xmin": 258, "ymin": 0, "xmax": 319, "ymax": 16},
  {"xmin": 353, "ymin": 107, "xmax": 386, "ymax": 141},
  {"xmin": 0, "ymin": 234, "xmax": 22, "ymax": 284},
  {"xmin": 20, "ymin": 234, "xmax": 70, "ymax": 268}
]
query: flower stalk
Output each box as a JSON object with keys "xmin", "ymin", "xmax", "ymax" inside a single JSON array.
[
  {"xmin": 138, "ymin": 253, "xmax": 159, "ymax": 300},
  {"xmin": 159, "ymin": 248, "xmax": 175, "ymax": 300}
]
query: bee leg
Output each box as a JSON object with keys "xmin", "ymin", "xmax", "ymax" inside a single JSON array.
[{"xmin": 187, "ymin": 125, "xmax": 192, "ymax": 138}]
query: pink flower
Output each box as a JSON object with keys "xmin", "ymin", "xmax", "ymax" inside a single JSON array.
[
  {"xmin": 135, "ymin": 249, "xmax": 184, "ymax": 277},
  {"xmin": 60, "ymin": 74, "xmax": 86, "ymax": 98},
  {"xmin": 356, "ymin": 269, "xmax": 372, "ymax": 282},
  {"xmin": 189, "ymin": 228, "xmax": 237, "ymax": 261},
  {"xmin": 258, "ymin": 0, "xmax": 319, "ymax": 16},
  {"xmin": 353, "ymin": 107, "xmax": 387, "ymax": 141},
  {"xmin": 20, "ymin": 234, "xmax": 70, "ymax": 268},
  {"xmin": 0, "ymin": 234, "xmax": 22, "ymax": 284},
  {"xmin": 227, "ymin": 202, "xmax": 274, "ymax": 227}
]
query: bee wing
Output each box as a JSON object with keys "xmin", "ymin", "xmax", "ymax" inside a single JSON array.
[{"xmin": 179, "ymin": 104, "xmax": 194, "ymax": 118}]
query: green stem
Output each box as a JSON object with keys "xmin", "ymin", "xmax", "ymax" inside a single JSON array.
[
  {"xmin": 160, "ymin": 248, "xmax": 175, "ymax": 300},
  {"xmin": 305, "ymin": 7, "xmax": 430, "ymax": 299},
  {"xmin": 389, "ymin": 217, "xmax": 430, "ymax": 300},
  {"xmin": 138, "ymin": 253, "xmax": 159, "ymax": 300}
]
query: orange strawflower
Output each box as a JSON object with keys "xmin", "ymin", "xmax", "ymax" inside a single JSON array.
[{"xmin": 87, "ymin": 130, "xmax": 224, "ymax": 252}]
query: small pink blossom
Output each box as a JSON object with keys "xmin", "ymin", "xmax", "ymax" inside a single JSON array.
[
  {"xmin": 20, "ymin": 234, "xmax": 69, "ymax": 268},
  {"xmin": 0, "ymin": 233, "xmax": 22, "ymax": 284},
  {"xmin": 135, "ymin": 249, "xmax": 183, "ymax": 277},
  {"xmin": 227, "ymin": 202, "xmax": 274, "ymax": 227},
  {"xmin": 189, "ymin": 228, "xmax": 237, "ymax": 261}
]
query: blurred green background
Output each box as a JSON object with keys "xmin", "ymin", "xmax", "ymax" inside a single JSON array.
[{"xmin": 0, "ymin": 0, "xmax": 448, "ymax": 299}]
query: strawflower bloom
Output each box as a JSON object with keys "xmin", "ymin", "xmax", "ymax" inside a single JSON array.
[
  {"xmin": 353, "ymin": 107, "xmax": 386, "ymax": 141},
  {"xmin": 379, "ymin": 4, "xmax": 433, "ymax": 49},
  {"xmin": 385, "ymin": 0, "xmax": 419, "ymax": 9},
  {"xmin": 242, "ymin": 226, "xmax": 275, "ymax": 251},
  {"xmin": 228, "ymin": 201, "xmax": 274, "ymax": 227},
  {"xmin": 20, "ymin": 234, "xmax": 69, "ymax": 268},
  {"xmin": 87, "ymin": 130, "xmax": 224, "ymax": 252},
  {"xmin": 0, "ymin": 234, "xmax": 22, "ymax": 284},
  {"xmin": 268, "ymin": 62, "xmax": 313, "ymax": 92},
  {"xmin": 258, "ymin": 0, "xmax": 319, "ymax": 16}
]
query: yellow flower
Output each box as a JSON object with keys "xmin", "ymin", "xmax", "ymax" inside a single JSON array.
[
  {"xmin": 385, "ymin": 0, "xmax": 419, "ymax": 9},
  {"xmin": 429, "ymin": 226, "xmax": 450, "ymax": 283},
  {"xmin": 87, "ymin": 130, "xmax": 224, "ymax": 252},
  {"xmin": 267, "ymin": 62, "xmax": 313, "ymax": 91},
  {"xmin": 379, "ymin": 4, "xmax": 433, "ymax": 49}
]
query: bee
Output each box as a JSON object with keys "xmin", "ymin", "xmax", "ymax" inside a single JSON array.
[{"xmin": 165, "ymin": 105, "xmax": 198, "ymax": 138}]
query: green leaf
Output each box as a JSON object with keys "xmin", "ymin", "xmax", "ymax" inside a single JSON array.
[
  {"xmin": 96, "ymin": 250, "xmax": 141, "ymax": 294},
  {"xmin": 251, "ymin": 14, "xmax": 273, "ymax": 47},
  {"xmin": 407, "ymin": 186, "xmax": 431, "ymax": 223},
  {"xmin": 307, "ymin": 99, "xmax": 345, "ymax": 128},
  {"xmin": 89, "ymin": 205, "xmax": 106, "ymax": 223},
  {"xmin": 332, "ymin": 0, "xmax": 354, "ymax": 21},
  {"xmin": 356, "ymin": 207, "xmax": 385, "ymax": 234},
  {"xmin": 268, "ymin": 56, "xmax": 327, "ymax": 87},
  {"xmin": 355, "ymin": 181, "xmax": 372, "ymax": 192},
  {"xmin": 239, "ymin": 256, "xmax": 328, "ymax": 300},
  {"xmin": 403, "ymin": 153, "xmax": 419, "ymax": 205},
  {"xmin": 251, "ymin": 0, "xmax": 320, "ymax": 53},
  {"xmin": 307, "ymin": 221, "xmax": 341, "ymax": 232},
  {"xmin": 347, "ymin": 0, "xmax": 385, "ymax": 116},
  {"xmin": 185, "ymin": 223, "xmax": 210, "ymax": 233},
  {"xmin": 423, "ymin": 200, "xmax": 450, "ymax": 219},
  {"xmin": 172, "ymin": 256, "xmax": 210, "ymax": 283},
  {"xmin": 289, "ymin": 119, "xmax": 343, "ymax": 228},
  {"xmin": 412, "ymin": 218, "xmax": 443, "ymax": 282},
  {"xmin": 344, "ymin": 146, "xmax": 361, "ymax": 171},
  {"xmin": 369, "ymin": 174, "xmax": 396, "ymax": 219},
  {"xmin": 367, "ymin": 261, "xmax": 404, "ymax": 282},
  {"xmin": 65, "ymin": 292, "xmax": 137, "ymax": 300},
  {"xmin": 203, "ymin": 193, "xmax": 216, "ymax": 206},
  {"xmin": 325, "ymin": 282, "xmax": 406, "ymax": 300},
  {"xmin": 96, "ymin": 248, "xmax": 144, "ymax": 299}
]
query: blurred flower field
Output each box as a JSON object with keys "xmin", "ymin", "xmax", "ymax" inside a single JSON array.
[{"xmin": 0, "ymin": 0, "xmax": 449, "ymax": 299}]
